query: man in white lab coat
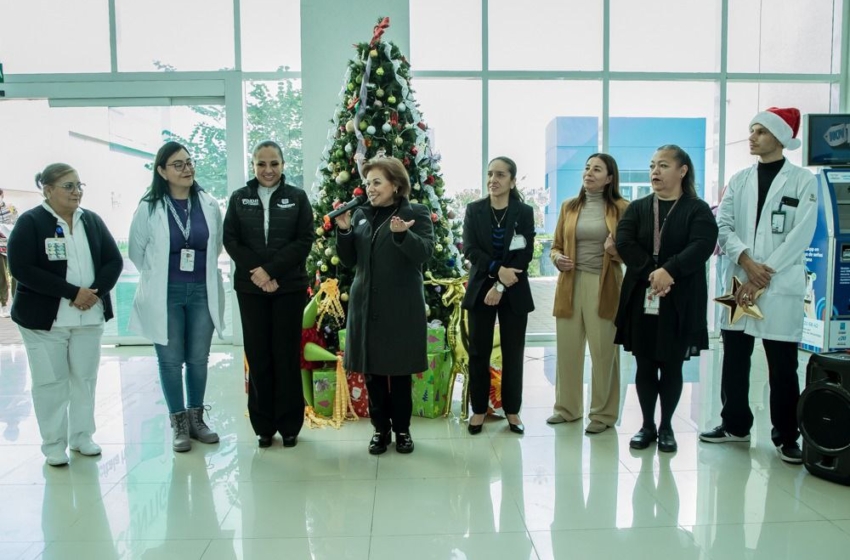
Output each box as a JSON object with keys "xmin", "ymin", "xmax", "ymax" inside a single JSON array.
[{"xmin": 700, "ymin": 107, "xmax": 817, "ymax": 464}]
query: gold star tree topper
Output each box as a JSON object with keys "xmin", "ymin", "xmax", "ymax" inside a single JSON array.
[{"xmin": 715, "ymin": 276, "xmax": 765, "ymax": 324}]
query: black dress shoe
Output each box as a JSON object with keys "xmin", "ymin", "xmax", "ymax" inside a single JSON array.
[
  {"xmin": 369, "ymin": 430, "xmax": 392, "ymax": 455},
  {"xmin": 396, "ymin": 432, "xmax": 414, "ymax": 454},
  {"xmin": 657, "ymin": 428, "xmax": 677, "ymax": 453},
  {"xmin": 258, "ymin": 435, "xmax": 273, "ymax": 448},
  {"xmin": 282, "ymin": 436, "xmax": 298, "ymax": 448},
  {"xmin": 629, "ymin": 427, "xmax": 658, "ymax": 450},
  {"xmin": 468, "ymin": 419, "xmax": 484, "ymax": 435},
  {"xmin": 508, "ymin": 422, "xmax": 525, "ymax": 435}
]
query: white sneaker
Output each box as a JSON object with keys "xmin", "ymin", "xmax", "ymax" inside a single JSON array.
[
  {"xmin": 0, "ymin": 305, "xmax": 9, "ymax": 318},
  {"xmin": 70, "ymin": 439, "xmax": 102, "ymax": 456},
  {"xmin": 46, "ymin": 452, "xmax": 69, "ymax": 466}
]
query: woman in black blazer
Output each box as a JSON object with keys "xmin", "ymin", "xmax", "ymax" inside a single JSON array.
[
  {"xmin": 8, "ymin": 163, "xmax": 122, "ymax": 467},
  {"xmin": 462, "ymin": 156, "xmax": 536, "ymax": 435}
]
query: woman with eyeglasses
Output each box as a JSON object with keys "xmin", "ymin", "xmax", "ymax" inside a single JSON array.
[
  {"xmin": 7, "ymin": 163, "xmax": 122, "ymax": 466},
  {"xmin": 129, "ymin": 141, "xmax": 226, "ymax": 453}
]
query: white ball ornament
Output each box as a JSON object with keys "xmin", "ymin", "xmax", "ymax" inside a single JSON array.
[
  {"xmin": 382, "ymin": 122, "xmax": 392, "ymax": 133},
  {"xmin": 395, "ymin": 136, "xmax": 403, "ymax": 146},
  {"xmin": 324, "ymin": 248, "xmax": 333, "ymax": 257},
  {"xmin": 397, "ymin": 102, "xmax": 406, "ymax": 111},
  {"xmin": 344, "ymin": 143, "xmax": 353, "ymax": 154},
  {"xmin": 366, "ymin": 125, "xmax": 376, "ymax": 135}
]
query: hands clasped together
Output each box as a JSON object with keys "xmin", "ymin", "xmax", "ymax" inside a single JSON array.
[
  {"xmin": 72, "ymin": 287, "xmax": 99, "ymax": 311},
  {"xmin": 484, "ymin": 266, "xmax": 523, "ymax": 306},
  {"xmin": 250, "ymin": 267, "xmax": 278, "ymax": 293},
  {"xmin": 736, "ymin": 256, "xmax": 774, "ymax": 307}
]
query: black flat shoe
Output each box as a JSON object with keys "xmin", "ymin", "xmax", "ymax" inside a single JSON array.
[
  {"xmin": 508, "ymin": 422, "xmax": 525, "ymax": 435},
  {"xmin": 396, "ymin": 432, "xmax": 414, "ymax": 454},
  {"xmin": 369, "ymin": 430, "xmax": 392, "ymax": 455},
  {"xmin": 282, "ymin": 436, "xmax": 297, "ymax": 448},
  {"xmin": 468, "ymin": 418, "xmax": 484, "ymax": 435},
  {"xmin": 629, "ymin": 427, "xmax": 658, "ymax": 450},
  {"xmin": 657, "ymin": 428, "xmax": 677, "ymax": 453},
  {"xmin": 258, "ymin": 435, "xmax": 273, "ymax": 448}
]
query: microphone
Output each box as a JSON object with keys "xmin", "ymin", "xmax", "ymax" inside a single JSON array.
[{"xmin": 324, "ymin": 195, "xmax": 366, "ymax": 221}]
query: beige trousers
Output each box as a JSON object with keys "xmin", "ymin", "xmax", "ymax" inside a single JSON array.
[{"xmin": 553, "ymin": 270, "xmax": 621, "ymax": 425}]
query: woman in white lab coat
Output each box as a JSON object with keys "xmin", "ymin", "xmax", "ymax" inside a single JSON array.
[{"xmin": 129, "ymin": 141, "xmax": 225, "ymax": 453}]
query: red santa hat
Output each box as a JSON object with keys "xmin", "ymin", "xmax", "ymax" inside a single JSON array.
[{"xmin": 749, "ymin": 107, "xmax": 802, "ymax": 150}]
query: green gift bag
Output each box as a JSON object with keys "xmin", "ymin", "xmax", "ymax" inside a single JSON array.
[
  {"xmin": 338, "ymin": 329, "xmax": 347, "ymax": 353},
  {"xmin": 411, "ymin": 351, "xmax": 452, "ymax": 418},
  {"xmin": 312, "ymin": 368, "xmax": 337, "ymax": 417}
]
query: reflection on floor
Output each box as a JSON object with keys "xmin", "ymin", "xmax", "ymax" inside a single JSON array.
[{"xmin": 0, "ymin": 342, "xmax": 849, "ymax": 560}]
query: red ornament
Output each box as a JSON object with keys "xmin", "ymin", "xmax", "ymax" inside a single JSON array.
[
  {"xmin": 403, "ymin": 157, "xmax": 411, "ymax": 166},
  {"xmin": 322, "ymin": 221, "xmax": 333, "ymax": 231},
  {"xmin": 410, "ymin": 146, "xmax": 418, "ymax": 156},
  {"xmin": 353, "ymin": 187, "xmax": 365, "ymax": 196},
  {"xmin": 425, "ymin": 175, "xmax": 435, "ymax": 185},
  {"xmin": 332, "ymin": 199, "xmax": 344, "ymax": 210},
  {"xmin": 417, "ymin": 122, "xmax": 428, "ymax": 131},
  {"xmin": 431, "ymin": 213, "xmax": 438, "ymax": 223}
]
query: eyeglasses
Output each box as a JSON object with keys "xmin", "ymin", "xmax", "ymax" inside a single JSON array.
[
  {"xmin": 166, "ymin": 159, "xmax": 195, "ymax": 172},
  {"xmin": 55, "ymin": 182, "xmax": 85, "ymax": 193}
]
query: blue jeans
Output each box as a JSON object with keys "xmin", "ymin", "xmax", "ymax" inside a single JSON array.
[{"xmin": 154, "ymin": 282, "xmax": 215, "ymax": 414}]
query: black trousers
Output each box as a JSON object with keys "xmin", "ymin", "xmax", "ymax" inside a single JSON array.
[
  {"xmin": 238, "ymin": 289, "xmax": 306, "ymax": 438},
  {"xmin": 467, "ymin": 300, "xmax": 528, "ymax": 415},
  {"xmin": 720, "ymin": 329, "xmax": 800, "ymax": 445},
  {"xmin": 366, "ymin": 374, "xmax": 412, "ymax": 434}
]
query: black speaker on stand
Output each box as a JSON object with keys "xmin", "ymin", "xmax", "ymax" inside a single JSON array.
[{"xmin": 798, "ymin": 352, "xmax": 850, "ymax": 485}]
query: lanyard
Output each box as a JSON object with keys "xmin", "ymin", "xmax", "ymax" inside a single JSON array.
[
  {"xmin": 653, "ymin": 195, "xmax": 679, "ymax": 258},
  {"xmin": 165, "ymin": 196, "xmax": 192, "ymax": 247}
]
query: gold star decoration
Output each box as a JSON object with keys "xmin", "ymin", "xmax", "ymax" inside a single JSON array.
[{"xmin": 714, "ymin": 276, "xmax": 765, "ymax": 324}]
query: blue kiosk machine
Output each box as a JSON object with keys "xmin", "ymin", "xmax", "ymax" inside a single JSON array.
[{"xmin": 797, "ymin": 113, "xmax": 850, "ymax": 485}]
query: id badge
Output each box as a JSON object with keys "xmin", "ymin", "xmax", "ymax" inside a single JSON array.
[
  {"xmin": 643, "ymin": 287, "xmax": 660, "ymax": 315},
  {"xmin": 45, "ymin": 238, "xmax": 68, "ymax": 261},
  {"xmin": 771, "ymin": 211, "xmax": 786, "ymax": 234},
  {"xmin": 509, "ymin": 234, "xmax": 527, "ymax": 251},
  {"xmin": 180, "ymin": 248, "xmax": 195, "ymax": 272}
]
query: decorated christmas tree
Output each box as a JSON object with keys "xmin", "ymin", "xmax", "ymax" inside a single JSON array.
[{"xmin": 308, "ymin": 17, "xmax": 465, "ymax": 330}]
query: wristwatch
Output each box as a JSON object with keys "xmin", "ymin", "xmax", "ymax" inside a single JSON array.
[{"xmin": 494, "ymin": 281, "xmax": 506, "ymax": 293}]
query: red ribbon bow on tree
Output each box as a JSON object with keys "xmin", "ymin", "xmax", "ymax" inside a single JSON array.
[{"xmin": 371, "ymin": 17, "xmax": 390, "ymax": 47}]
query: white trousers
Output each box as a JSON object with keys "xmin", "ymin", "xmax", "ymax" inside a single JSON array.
[{"xmin": 19, "ymin": 324, "xmax": 104, "ymax": 457}]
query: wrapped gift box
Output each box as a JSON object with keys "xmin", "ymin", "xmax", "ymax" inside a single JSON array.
[
  {"xmin": 312, "ymin": 367, "xmax": 337, "ymax": 417},
  {"xmin": 412, "ymin": 350, "xmax": 452, "ymax": 418},
  {"xmin": 347, "ymin": 372, "xmax": 369, "ymax": 418},
  {"xmin": 426, "ymin": 324, "xmax": 446, "ymax": 353}
]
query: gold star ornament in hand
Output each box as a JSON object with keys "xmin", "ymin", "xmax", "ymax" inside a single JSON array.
[{"xmin": 714, "ymin": 276, "xmax": 765, "ymax": 324}]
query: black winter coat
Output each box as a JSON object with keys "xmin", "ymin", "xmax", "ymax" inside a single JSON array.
[
  {"xmin": 337, "ymin": 198, "xmax": 434, "ymax": 376},
  {"xmin": 614, "ymin": 194, "xmax": 718, "ymax": 361},
  {"xmin": 7, "ymin": 206, "xmax": 123, "ymax": 330},
  {"xmin": 223, "ymin": 178, "xmax": 315, "ymax": 295}
]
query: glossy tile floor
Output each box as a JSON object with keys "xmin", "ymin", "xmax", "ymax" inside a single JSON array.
[{"xmin": 1, "ymin": 341, "xmax": 850, "ymax": 559}]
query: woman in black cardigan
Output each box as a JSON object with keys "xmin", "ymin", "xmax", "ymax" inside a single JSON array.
[
  {"xmin": 615, "ymin": 145, "xmax": 718, "ymax": 453},
  {"xmin": 462, "ymin": 156, "xmax": 536, "ymax": 435},
  {"xmin": 7, "ymin": 163, "xmax": 122, "ymax": 466}
]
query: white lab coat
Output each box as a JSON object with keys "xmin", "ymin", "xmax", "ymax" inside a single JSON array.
[
  {"xmin": 128, "ymin": 191, "xmax": 225, "ymax": 345},
  {"xmin": 717, "ymin": 160, "xmax": 818, "ymax": 341}
]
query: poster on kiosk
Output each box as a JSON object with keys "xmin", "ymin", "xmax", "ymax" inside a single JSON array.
[{"xmin": 800, "ymin": 113, "xmax": 850, "ymax": 352}]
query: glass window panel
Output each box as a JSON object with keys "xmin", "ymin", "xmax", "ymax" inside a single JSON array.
[
  {"xmin": 610, "ymin": 0, "xmax": 720, "ymax": 72},
  {"xmin": 0, "ymin": 0, "xmax": 110, "ymax": 73},
  {"xmin": 724, "ymin": 83, "xmax": 833, "ymax": 180},
  {"xmin": 0, "ymin": 100, "xmax": 233, "ymax": 340},
  {"xmin": 245, "ymin": 80, "xmax": 303, "ymax": 187},
  {"xmin": 240, "ymin": 0, "xmax": 301, "ymax": 71},
  {"xmin": 610, "ymin": 81, "xmax": 719, "ymax": 202},
  {"xmin": 410, "ymin": 79, "xmax": 482, "ymax": 200},
  {"xmin": 727, "ymin": 0, "xmax": 839, "ymax": 74},
  {"xmin": 116, "ymin": 0, "xmax": 234, "ymax": 71},
  {"xmin": 410, "ymin": 0, "xmax": 481, "ymax": 70},
  {"xmin": 489, "ymin": 79, "xmax": 602, "ymax": 294},
  {"xmin": 489, "ymin": 0, "xmax": 602, "ymax": 70}
]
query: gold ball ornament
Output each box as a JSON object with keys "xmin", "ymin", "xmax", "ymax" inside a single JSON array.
[
  {"xmin": 376, "ymin": 67, "xmax": 385, "ymax": 76},
  {"xmin": 345, "ymin": 120, "xmax": 355, "ymax": 133},
  {"xmin": 331, "ymin": 256, "xmax": 340, "ymax": 265},
  {"xmin": 321, "ymin": 264, "xmax": 328, "ymax": 272},
  {"xmin": 436, "ymin": 243, "xmax": 444, "ymax": 252},
  {"xmin": 324, "ymin": 248, "xmax": 333, "ymax": 256},
  {"xmin": 316, "ymin": 227, "xmax": 325, "ymax": 236},
  {"xmin": 394, "ymin": 136, "xmax": 403, "ymax": 146},
  {"xmin": 369, "ymin": 49, "xmax": 378, "ymax": 58},
  {"xmin": 341, "ymin": 293, "xmax": 349, "ymax": 302}
]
